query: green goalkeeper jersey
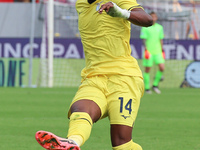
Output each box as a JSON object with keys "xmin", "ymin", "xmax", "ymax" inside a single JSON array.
[{"xmin": 140, "ymin": 23, "xmax": 164, "ymax": 55}]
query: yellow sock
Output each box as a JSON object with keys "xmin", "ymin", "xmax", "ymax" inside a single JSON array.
[
  {"xmin": 68, "ymin": 135, "xmax": 83, "ymax": 146},
  {"xmin": 67, "ymin": 112, "xmax": 93, "ymax": 146},
  {"xmin": 112, "ymin": 140, "xmax": 142, "ymax": 150}
]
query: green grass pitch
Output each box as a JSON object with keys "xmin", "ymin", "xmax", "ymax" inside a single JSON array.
[{"xmin": 0, "ymin": 87, "xmax": 200, "ymax": 150}]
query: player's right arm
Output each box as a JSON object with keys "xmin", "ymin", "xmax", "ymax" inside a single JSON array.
[
  {"xmin": 128, "ymin": 8, "xmax": 152, "ymax": 27},
  {"xmin": 99, "ymin": 2, "xmax": 153, "ymax": 27}
]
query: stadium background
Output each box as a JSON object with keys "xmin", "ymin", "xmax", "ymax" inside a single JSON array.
[
  {"xmin": 0, "ymin": 0, "xmax": 200, "ymax": 88},
  {"xmin": 0, "ymin": 0, "xmax": 200, "ymax": 150}
]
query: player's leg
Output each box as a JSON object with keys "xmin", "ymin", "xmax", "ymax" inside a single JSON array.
[
  {"xmin": 143, "ymin": 56, "xmax": 153, "ymax": 93},
  {"xmin": 111, "ymin": 125, "xmax": 142, "ymax": 150},
  {"xmin": 144, "ymin": 67, "xmax": 151, "ymax": 94},
  {"xmin": 35, "ymin": 76, "xmax": 108, "ymax": 150},
  {"xmin": 35, "ymin": 100, "xmax": 101, "ymax": 150},
  {"xmin": 67, "ymin": 76, "xmax": 108, "ymax": 147},
  {"xmin": 107, "ymin": 75, "xmax": 144, "ymax": 150},
  {"xmin": 152, "ymin": 53, "xmax": 165, "ymax": 94},
  {"xmin": 67, "ymin": 99, "xmax": 102, "ymax": 146}
]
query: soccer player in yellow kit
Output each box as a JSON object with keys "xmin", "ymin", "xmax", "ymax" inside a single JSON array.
[{"xmin": 35, "ymin": 0, "xmax": 152, "ymax": 150}]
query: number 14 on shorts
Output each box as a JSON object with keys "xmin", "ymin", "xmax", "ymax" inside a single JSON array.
[{"xmin": 119, "ymin": 97, "xmax": 132, "ymax": 115}]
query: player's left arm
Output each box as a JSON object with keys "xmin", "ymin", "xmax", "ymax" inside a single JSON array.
[
  {"xmin": 160, "ymin": 39, "xmax": 163, "ymax": 50},
  {"xmin": 98, "ymin": 2, "xmax": 153, "ymax": 27},
  {"xmin": 160, "ymin": 25, "xmax": 165, "ymax": 54},
  {"xmin": 161, "ymin": 39, "xmax": 165, "ymax": 59}
]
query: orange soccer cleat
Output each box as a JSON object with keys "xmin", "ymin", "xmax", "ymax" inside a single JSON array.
[{"xmin": 35, "ymin": 131, "xmax": 80, "ymax": 150}]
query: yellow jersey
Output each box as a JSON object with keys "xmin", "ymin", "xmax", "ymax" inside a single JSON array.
[{"xmin": 76, "ymin": 0, "xmax": 143, "ymax": 79}]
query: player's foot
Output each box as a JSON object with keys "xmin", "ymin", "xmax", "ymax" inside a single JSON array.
[
  {"xmin": 152, "ymin": 86, "xmax": 161, "ymax": 94},
  {"xmin": 145, "ymin": 89, "xmax": 152, "ymax": 94},
  {"xmin": 35, "ymin": 130, "xmax": 80, "ymax": 150}
]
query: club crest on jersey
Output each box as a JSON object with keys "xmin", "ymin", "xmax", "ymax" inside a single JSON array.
[{"xmin": 96, "ymin": 1, "xmax": 103, "ymax": 11}]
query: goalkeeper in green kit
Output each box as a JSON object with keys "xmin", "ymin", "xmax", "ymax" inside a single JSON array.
[{"xmin": 140, "ymin": 11, "xmax": 165, "ymax": 94}]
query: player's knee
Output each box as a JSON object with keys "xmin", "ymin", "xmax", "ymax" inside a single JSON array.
[
  {"xmin": 70, "ymin": 100, "xmax": 101, "ymax": 123},
  {"xmin": 159, "ymin": 67, "xmax": 164, "ymax": 72},
  {"xmin": 159, "ymin": 64, "xmax": 165, "ymax": 71},
  {"xmin": 145, "ymin": 67, "xmax": 151, "ymax": 73}
]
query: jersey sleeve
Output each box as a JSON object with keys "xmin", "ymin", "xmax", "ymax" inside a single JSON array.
[
  {"xmin": 113, "ymin": 0, "xmax": 143, "ymax": 11},
  {"xmin": 140, "ymin": 27, "xmax": 147, "ymax": 39}
]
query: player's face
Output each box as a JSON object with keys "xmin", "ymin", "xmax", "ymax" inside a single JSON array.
[{"xmin": 151, "ymin": 14, "xmax": 158, "ymax": 24}]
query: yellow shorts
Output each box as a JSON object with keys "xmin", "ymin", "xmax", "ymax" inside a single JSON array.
[{"xmin": 68, "ymin": 75, "xmax": 144, "ymax": 127}]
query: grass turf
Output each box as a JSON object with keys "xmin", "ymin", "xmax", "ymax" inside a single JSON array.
[{"xmin": 0, "ymin": 87, "xmax": 200, "ymax": 150}]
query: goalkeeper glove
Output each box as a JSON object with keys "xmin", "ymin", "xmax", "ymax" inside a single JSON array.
[
  {"xmin": 162, "ymin": 49, "xmax": 165, "ymax": 59},
  {"xmin": 144, "ymin": 49, "xmax": 151, "ymax": 59},
  {"xmin": 107, "ymin": 2, "xmax": 130, "ymax": 19}
]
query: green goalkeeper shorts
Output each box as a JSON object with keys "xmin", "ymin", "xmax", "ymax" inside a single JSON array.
[{"xmin": 143, "ymin": 53, "xmax": 165, "ymax": 67}]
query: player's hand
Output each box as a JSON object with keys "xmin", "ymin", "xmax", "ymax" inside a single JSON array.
[
  {"xmin": 144, "ymin": 49, "xmax": 151, "ymax": 59},
  {"xmin": 98, "ymin": 2, "xmax": 113, "ymax": 14},
  {"xmin": 98, "ymin": 2, "xmax": 130, "ymax": 19}
]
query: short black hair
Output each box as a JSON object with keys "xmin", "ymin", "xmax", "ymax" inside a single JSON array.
[{"xmin": 150, "ymin": 11, "xmax": 156, "ymax": 15}]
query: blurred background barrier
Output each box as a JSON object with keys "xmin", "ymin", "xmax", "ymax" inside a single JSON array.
[{"xmin": 0, "ymin": 38, "xmax": 199, "ymax": 88}]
